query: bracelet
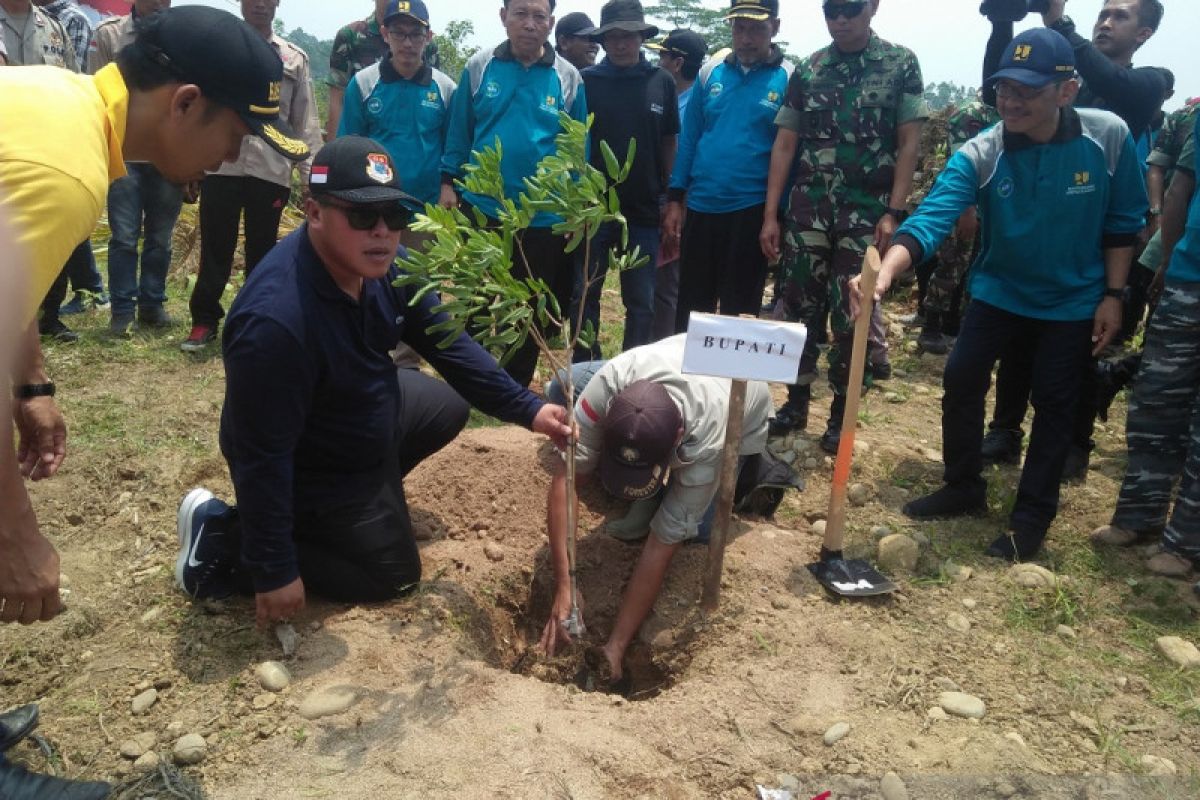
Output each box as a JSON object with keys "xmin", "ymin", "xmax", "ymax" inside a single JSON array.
[
  {"xmin": 883, "ymin": 206, "xmax": 908, "ymax": 222},
  {"xmin": 14, "ymin": 382, "xmax": 55, "ymax": 399}
]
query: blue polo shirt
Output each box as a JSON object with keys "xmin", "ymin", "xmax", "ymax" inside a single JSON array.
[
  {"xmin": 220, "ymin": 226, "xmax": 544, "ymax": 592},
  {"xmin": 440, "ymin": 41, "xmax": 586, "ymax": 226},
  {"xmin": 1165, "ymin": 115, "xmax": 1200, "ymax": 283},
  {"xmin": 668, "ymin": 47, "xmax": 792, "ymax": 213},
  {"xmin": 338, "ymin": 60, "xmax": 457, "ymax": 207},
  {"xmin": 896, "ymin": 106, "xmax": 1147, "ymax": 321}
]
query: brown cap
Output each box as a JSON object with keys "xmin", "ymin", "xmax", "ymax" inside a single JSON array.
[{"xmin": 600, "ymin": 381, "xmax": 683, "ymax": 500}]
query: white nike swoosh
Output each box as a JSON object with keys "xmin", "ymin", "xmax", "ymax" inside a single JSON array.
[{"xmin": 186, "ymin": 520, "xmax": 206, "ymax": 568}]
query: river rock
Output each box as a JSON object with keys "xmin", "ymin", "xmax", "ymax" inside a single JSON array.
[
  {"xmin": 131, "ymin": 688, "xmax": 158, "ymax": 715},
  {"xmin": 823, "ymin": 722, "xmax": 850, "ymax": 746},
  {"xmin": 256, "ymin": 661, "xmax": 291, "ymax": 692},
  {"xmin": 252, "ymin": 693, "xmax": 277, "ymax": 710},
  {"xmin": 172, "ymin": 734, "xmax": 207, "ymax": 766},
  {"xmin": 961, "ymin": 598, "xmax": 977, "ymax": 610},
  {"xmin": 880, "ymin": 772, "xmax": 909, "ymax": 800},
  {"xmin": 877, "ymin": 534, "xmax": 919, "ymax": 572},
  {"xmin": 1155, "ymin": 636, "xmax": 1200, "ymax": 668},
  {"xmin": 1139, "ymin": 754, "xmax": 1177, "ymax": 775},
  {"xmin": 133, "ymin": 751, "xmax": 160, "ymax": 772},
  {"xmin": 275, "ymin": 622, "xmax": 299, "ymax": 657},
  {"xmin": 298, "ymin": 686, "xmax": 358, "ymax": 720},
  {"xmin": 884, "ymin": 391, "xmax": 904, "ymax": 404},
  {"xmin": 847, "ymin": 483, "xmax": 870, "ymax": 506},
  {"xmin": 871, "ymin": 525, "xmax": 891, "ymax": 540},
  {"xmin": 776, "ymin": 449, "xmax": 797, "ymax": 465},
  {"xmin": 119, "ymin": 732, "xmax": 157, "ymax": 759},
  {"xmin": 926, "ymin": 706, "xmax": 948, "ymax": 721},
  {"xmin": 1009, "ymin": 563, "xmax": 1057, "ymax": 589},
  {"xmin": 483, "ymin": 542, "xmax": 506, "ymax": 562},
  {"xmin": 938, "ymin": 692, "xmax": 986, "ymax": 719},
  {"xmin": 945, "ymin": 612, "xmax": 971, "ymax": 633},
  {"xmin": 1056, "ymin": 624, "xmax": 1077, "ymax": 640},
  {"xmin": 804, "ymin": 457, "xmax": 819, "ymax": 470},
  {"xmin": 810, "ymin": 519, "xmax": 827, "ymax": 537}
]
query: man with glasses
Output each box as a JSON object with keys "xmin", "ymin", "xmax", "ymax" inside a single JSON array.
[
  {"xmin": 325, "ymin": 0, "xmax": 390, "ymax": 141},
  {"xmin": 849, "ymin": 29, "xmax": 1147, "ymax": 561},
  {"xmin": 664, "ymin": 0, "xmax": 791, "ymax": 332},
  {"xmin": 440, "ymin": 0, "xmax": 587, "ymax": 388},
  {"xmin": 339, "ymin": 0, "xmax": 457, "ymax": 234},
  {"xmin": 173, "ymin": 137, "xmax": 570, "ymax": 625},
  {"xmin": 760, "ymin": 0, "xmax": 926, "ymax": 453}
]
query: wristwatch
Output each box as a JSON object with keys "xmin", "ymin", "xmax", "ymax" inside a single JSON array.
[
  {"xmin": 883, "ymin": 206, "xmax": 908, "ymax": 222},
  {"xmin": 1103, "ymin": 288, "xmax": 1124, "ymax": 299},
  {"xmin": 1148, "ymin": 206, "xmax": 1163, "ymax": 217},
  {"xmin": 13, "ymin": 382, "xmax": 55, "ymax": 399}
]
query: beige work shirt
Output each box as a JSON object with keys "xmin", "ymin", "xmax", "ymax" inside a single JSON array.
[{"xmin": 0, "ymin": 3, "xmax": 76, "ymax": 70}]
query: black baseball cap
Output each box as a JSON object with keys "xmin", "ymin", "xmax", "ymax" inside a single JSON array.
[
  {"xmin": 988, "ymin": 27, "xmax": 1076, "ymax": 88},
  {"xmin": 308, "ymin": 136, "xmax": 421, "ymax": 208},
  {"xmin": 556, "ymin": 12, "xmax": 595, "ymax": 41},
  {"xmin": 599, "ymin": 381, "xmax": 683, "ymax": 501},
  {"xmin": 384, "ymin": 0, "xmax": 431, "ymax": 28},
  {"xmin": 132, "ymin": 6, "xmax": 309, "ymax": 161},
  {"xmin": 646, "ymin": 29, "xmax": 707, "ymax": 66},
  {"xmin": 726, "ymin": 0, "xmax": 778, "ymax": 21}
]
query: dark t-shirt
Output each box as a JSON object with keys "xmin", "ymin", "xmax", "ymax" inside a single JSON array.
[{"xmin": 582, "ymin": 57, "xmax": 680, "ymax": 226}]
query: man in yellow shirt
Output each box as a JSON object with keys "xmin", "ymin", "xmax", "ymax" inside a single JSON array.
[{"xmin": 0, "ymin": 5, "xmax": 306, "ymax": 623}]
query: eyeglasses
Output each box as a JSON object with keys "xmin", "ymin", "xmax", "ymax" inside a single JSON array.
[
  {"xmin": 320, "ymin": 200, "xmax": 411, "ymax": 231},
  {"xmin": 386, "ymin": 28, "xmax": 427, "ymax": 44},
  {"xmin": 994, "ymin": 80, "xmax": 1057, "ymax": 101},
  {"xmin": 823, "ymin": 1, "xmax": 867, "ymax": 20}
]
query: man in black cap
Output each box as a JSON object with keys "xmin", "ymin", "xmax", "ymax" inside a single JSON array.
[
  {"xmin": 537, "ymin": 334, "xmax": 772, "ymax": 688},
  {"xmin": 173, "ymin": 136, "xmax": 571, "ymax": 627},
  {"xmin": 555, "ymin": 10, "xmax": 598, "ymax": 70},
  {"xmin": 572, "ymin": 0, "xmax": 678, "ymax": 360},
  {"xmin": 0, "ymin": 6, "xmax": 308, "ymax": 797}
]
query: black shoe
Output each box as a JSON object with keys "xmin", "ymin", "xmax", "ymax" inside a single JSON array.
[
  {"xmin": 1060, "ymin": 444, "xmax": 1090, "ymax": 483},
  {"xmin": 819, "ymin": 394, "xmax": 846, "ymax": 454},
  {"xmin": 918, "ymin": 314, "xmax": 951, "ymax": 354},
  {"xmin": 0, "ymin": 759, "xmax": 110, "ymax": 800},
  {"xmin": 175, "ymin": 488, "xmax": 237, "ymax": 599},
  {"xmin": 109, "ymin": 313, "xmax": 134, "ymax": 336},
  {"xmin": 985, "ymin": 530, "xmax": 1045, "ymax": 561},
  {"xmin": 0, "ymin": 705, "xmax": 38, "ymax": 753},
  {"xmin": 137, "ymin": 305, "xmax": 174, "ymax": 329},
  {"xmin": 38, "ymin": 319, "xmax": 79, "ymax": 343},
  {"xmin": 981, "ymin": 428, "xmax": 1022, "ymax": 466},
  {"xmin": 903, "ymin": 483, "xmax": 986, "ymax": 520},
  {"xmin": 769, "ymin": 388, "xmax": 810, "ymax": 437},
  {"xmin": 869, "ymin": 360, "xmax": 892, "ymax": 381}
]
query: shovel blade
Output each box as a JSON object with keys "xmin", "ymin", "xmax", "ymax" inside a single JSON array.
[{"xmin": 808, "ymin": 557, "xmax": 896, "ymax": 596}]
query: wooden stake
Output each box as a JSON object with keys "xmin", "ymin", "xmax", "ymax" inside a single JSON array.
[{"xmin": 701, "ymin": 377, "xmax": 747, "ymax": 612}]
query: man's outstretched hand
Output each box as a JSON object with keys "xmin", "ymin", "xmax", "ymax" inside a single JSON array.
[
  {"xmin": 0, "ymin": 499, "xmax": 62, "ymax": 625},
  {"xmin": 532, "ymin": 404, "xmax": 573, "ymax": 450}
]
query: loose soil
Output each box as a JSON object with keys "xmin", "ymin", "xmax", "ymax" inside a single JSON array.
[{"xmin": 2, "ymin": 295, "xmax": 1198, "ymax": 799}]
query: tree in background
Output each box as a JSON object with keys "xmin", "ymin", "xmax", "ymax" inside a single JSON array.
[
  {"xmin": 644, "ymin": 0, "xmax": 727, "ymax": 51},
  {"xmin": 924, "ymin": 81, "xmax": 976, "ymax": 112},
  {"xmin": 434, "ymin": 20, "xmax": 479, "ymax": 81}
]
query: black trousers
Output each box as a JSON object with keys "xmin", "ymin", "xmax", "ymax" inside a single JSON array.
[
  {"xmin": 674, "ymin": 204, "xmax": 769, "ymax": 332},
  {"xmin": 39, "ymin": 241, "xmax": 98, "ymax": 325},
  {"xmin": 991, "ymin": 341, "xmax": 1098, "ymax": 450},
  {"xmin": 190, "ymin": 175, "xmax": 291, "ymax": 328},
  {"xmin": 229, "ymin": 369, "xmax": 470, "ymax": 602},
  {"xmin": 944, "ymin": 301, "xmax": 1092, "ymax": 536}
]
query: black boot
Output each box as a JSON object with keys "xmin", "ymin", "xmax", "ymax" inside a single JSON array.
[
  {"xmin": 820, "ymin": 393, "xmax": 846, "ymax": 454},
  {"xmin": 0, "ymin": 758, "xmax": 110, "ymax": 800},
  {"xmin": 918, "ymin": 311, "xmax": 950, "ymax": 355},
  {"xmin": 0, "ymin": 706, "xmax": 38, "ymax": 753},
  {"xmin": 769, "ymin": 384, "xmax": 810, "ymax": 437}
]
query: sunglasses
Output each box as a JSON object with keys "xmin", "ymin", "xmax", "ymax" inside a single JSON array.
[
  {"xmin": 823, "ymin": 1, "xmax": 867, "ymax": 20},
  {"xmin": 320, "ymin": 200, "xmax": 411, "ymax": 231}
]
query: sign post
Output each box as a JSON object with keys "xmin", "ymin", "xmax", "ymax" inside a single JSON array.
[{"xmin": 682, "ymin": 313, "xmax": 807, "ymax": 612}]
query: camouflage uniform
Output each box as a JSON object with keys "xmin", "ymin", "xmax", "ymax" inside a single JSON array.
[
  {"xmin": 1140, "ymin": 101, "xmax": 1199, "ymax": 272},
  {"xmin": 328, "ymin": 15, "xmax": 388, "ymax": 91},
  {"xmin": 776, "ymin": 33, "xmax": 927, "ymax": 393},
  {"xmin": 1111, "ymin": 131, "xmax": 1200, "ymax": 562},
  {"xmin": 925, "ymin": 100, "xmax": 999, "ymax": 315}
]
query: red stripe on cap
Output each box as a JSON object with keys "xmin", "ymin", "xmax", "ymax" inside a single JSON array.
[{"xmin": 580, "ymin": 398, "xmax": 600, "ymax": 423}]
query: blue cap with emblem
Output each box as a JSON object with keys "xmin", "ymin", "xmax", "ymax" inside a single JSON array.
[
  {"xmin": 988, "ymin": 27, "xmax": 1076, "ymax": 88},
  {"xmin": 384, "ymin": 0, "xmax": 431, "ymax": 28}
]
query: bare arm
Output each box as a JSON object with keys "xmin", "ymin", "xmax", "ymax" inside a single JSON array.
[
  {"xmin": 876, "ymin": 119, "xmax": 923, "ymax": 253},
  {"xmin": 759, "ymin": 127, "xmax": 800, "ymax": 262},
  {"xmin": 539, "ymin": 462, "xmax": 579, "ymax": 655},
  {"xmin": 325, "ymin": 86, "xmax": 345, "ymax": 143}
]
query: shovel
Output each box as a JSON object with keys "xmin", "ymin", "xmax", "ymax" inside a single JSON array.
[{"xmin": 807, "ymin": 247, "xmax": 897, "ymax": 597}]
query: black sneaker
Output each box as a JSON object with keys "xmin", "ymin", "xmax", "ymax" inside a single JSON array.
[
  {"xmin": 769, "ymin": 393, "xmax": 810, "ymax": 437},
  {"xmin": 820, "ymin": 394, "xmax": 846, "ymax": 454},
  {"xmin": 984, "ymin": 530, "xmax": 1045, "ymax": 561},
  {"xmin": 175, "ymin": 488, "xmax": 237, "ymax": 599},
  {"xmin": 0, "ymin": 759, "xmax": 109, "ymax": 800},
  {"xmin": 918, "ymin": 328, "xmax": 951, "ymax": 355},
  {"xmin": 1060, "ymin": 444, "xmax": 1090, "ymax": 483},
  {"xmin": 981, "ymin": 428, "xmax": 1022, "ymax": 466},
  {"xmin": 138, "ymin": 305, "xmax": 175, "ymax": 329},
  {"xmin": 38, "ymin": 318, "xmax": 79, "ymax": 343},
  {"xmin": 869, "ymin": 360, "xmax": 892, "ymax": 381},
  {"xmin": 903, "ymin": 483, "xmax": 986, "ymax": 520},
  {"xmin": 109, "ymin": 313, "xmax": 135, "ymax": 336}
]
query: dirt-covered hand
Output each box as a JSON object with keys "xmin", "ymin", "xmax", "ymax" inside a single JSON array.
[
  {"xmin": 532, "ymin": 404, "xmax": 572, "ymax": 450},
  {"xmin": 0, "ymin": 500, "xmax": 62, "ymax": 624},
  {"xmin": 14, "ymin": 396, "xmax": 66, "ymax": 481},
  {"xmin": 538, "ymin": 588, "xmax": 582, "ymax": 657},
  {"xmin": 255, "ymin": 578, "xmax": 306, "ymax": 630},
  {"xmin": 1091, "ymin": 297, "xmax": 1122, "ymax": 356}
]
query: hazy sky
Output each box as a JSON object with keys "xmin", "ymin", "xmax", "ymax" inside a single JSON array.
[{"xmin": 183, "ymin": 0, "xmax": 1191, "ymax": 111}]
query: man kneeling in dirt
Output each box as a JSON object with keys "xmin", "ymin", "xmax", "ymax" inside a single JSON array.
[
  {"xmin": 174, "ymin": 136, "xmax": 570, "ymax": 627},
  {"xmin": 539, "ymin": 334, "xmax": 785, "ymax": 690}
]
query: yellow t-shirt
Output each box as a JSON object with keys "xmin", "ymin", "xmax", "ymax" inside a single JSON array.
[{"xmin": 0, "ymin": 63, "xmax": 128, "ymax": 324}]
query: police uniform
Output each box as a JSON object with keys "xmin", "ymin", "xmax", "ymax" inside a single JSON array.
[
  {"xmin": 0, "ymin": 2, "xmax": 75, "ymax": 69},
  {"xmin": 1109, "ymin": 122, "xmax": 1200, "ymax": 565},
  {"xmin": 923, "ymin": 99, "xmax": 1000, "ymax": 322},
  {"xmin": 186, "ymin": 34, "xmax": 324, "ymax": 341},
  {"xmin": 776, "ymin": 32, "xmax": 926, "ymax": 401},
  {"xmin": 87, "ymin": 10, "xmax": 135, "ymax": 74}
]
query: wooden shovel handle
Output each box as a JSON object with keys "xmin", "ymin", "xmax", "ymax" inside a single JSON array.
[{"xmin": 823, "ymin": 247, "xmax": 881, "ymax": 554}]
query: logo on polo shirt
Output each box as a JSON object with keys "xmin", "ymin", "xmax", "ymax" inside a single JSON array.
[
  {"xmin": 709, "ymin": 82, "xmax": 724, "ymax": 97},
  {"xmin": 539, "ymin": 94, "xmax": 559, "ymax": 115},
  {"xmin": 367, "ymin": 96, "xmax": 384, "ymax": 115},
  {"xmin": 760, "ymin": 89, "xmax": 781, "ymax": 111},
  {"xmin": 1067, "ymin": 171, "xmax": 1096, "ymax": 196},
  {"xmin": 485, "ymin": 80, "xmax": 501, "ymax": 98},
  {"xmin": 421, "ymin": 89, "xmax": 441, "ymax": 109},
  {"xmin": 997, "ymin": 176, "xmax": 1015, "ymax": 199},
  {"xmin": 650, "ymin": 102, "xmax": 664, "ymax": 115}
]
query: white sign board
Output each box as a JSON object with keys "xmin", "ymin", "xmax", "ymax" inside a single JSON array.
[{"xmin": 681, "ymin": 313, "xmax": 807, "ymax": 383}]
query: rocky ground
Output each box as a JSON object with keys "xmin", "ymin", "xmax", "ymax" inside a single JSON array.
[{"xmin": 2, "ymin": 288, "xmax": 1198, "ymax": 799}]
